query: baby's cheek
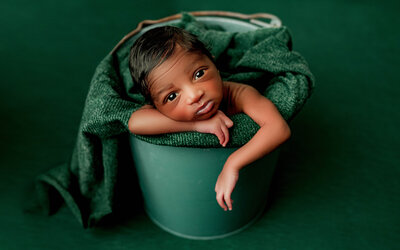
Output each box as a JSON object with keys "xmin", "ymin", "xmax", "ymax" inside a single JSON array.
[
  {"xmin": 167, "ymin": 107, "xmax": 193, "ymax": 121},
  {"xmin": 178, "ymin": 110, "xmax": 195, "ymax": 121}
]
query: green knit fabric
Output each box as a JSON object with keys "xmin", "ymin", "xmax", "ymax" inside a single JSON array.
[{"xmin": 35, "ymin": 13, "xmax": 314, "ymax": 227}]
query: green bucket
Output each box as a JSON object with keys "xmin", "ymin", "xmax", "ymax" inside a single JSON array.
[
  {"xmin": 130, "ymin": 135, "xmax": 280, "ymax": 240},
  {"xmin": 125, "ymin": 11, "xmax": 283, "ymax": 239}
]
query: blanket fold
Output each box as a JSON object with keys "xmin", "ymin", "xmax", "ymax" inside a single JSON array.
[{"xmin": 35, "ymin": 13, "xmax": 314, "ymax": 227}]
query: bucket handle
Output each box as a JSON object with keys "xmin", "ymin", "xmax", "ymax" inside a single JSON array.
[{"xmin": 111, "ymin": 11, "xmax": 281, "ymax": 54}]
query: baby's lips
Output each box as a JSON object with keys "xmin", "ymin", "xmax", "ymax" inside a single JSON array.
[{"xmin": 196, "ymin": 101, "xmax": 214, "ymax": 116}]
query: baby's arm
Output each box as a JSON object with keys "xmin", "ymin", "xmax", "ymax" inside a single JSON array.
[
  {"xmin": 128, "ymin": 105, "xmax": 233, "ymax": 146},
  {"xmin": 215, "ymin": 83, "xmax": 291, "ymax": 211}
]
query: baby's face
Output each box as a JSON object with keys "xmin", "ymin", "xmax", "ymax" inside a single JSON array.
[{"xmin": 147, "ymin": 45, "xmax": 223, "ymax": 121}]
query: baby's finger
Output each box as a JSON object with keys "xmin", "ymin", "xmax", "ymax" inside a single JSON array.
[
  {"xmin": 216, "ymin": 192, "xmax": 227, "ymax": 211},
  {"xmin": 224, "ymin": 116, "xmax": 234, "ymax": 128},
  {"xmin": 218, "ymin": 111, "xmax": 233, "ymax": 127},
  {"xmin": 220, "ymin": 124, "xmax": 230, "ymax": 147},
  {"xmin": 215, "ymin": 129, "xmax": 225, "ymax": 146},
  {"xmin": 224, "ymin": 192, "xmax": 233, "ymax": 211}
]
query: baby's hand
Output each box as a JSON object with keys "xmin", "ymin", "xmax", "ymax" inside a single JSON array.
[
  {"xmin": 194, "ymin": 110, "xmax": 233, "ymax": 147},
  {"xmin": 215, "ymin": 167, "xmax": 239, "ymax": 211}
]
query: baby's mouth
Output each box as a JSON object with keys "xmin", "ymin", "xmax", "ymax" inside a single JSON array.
[{"xmin": 196, "ymin": 101, "xmax": 214, "ymax": 116}]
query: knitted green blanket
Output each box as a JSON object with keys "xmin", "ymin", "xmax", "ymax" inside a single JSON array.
[{"xmin": 35, "ymin": 13, "xmax": 314, "ymax": 227}]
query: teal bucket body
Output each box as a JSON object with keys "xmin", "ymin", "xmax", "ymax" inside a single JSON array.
[{"xmin": 130, "ymin": 135, "xmax": 280, "ymax": 239}]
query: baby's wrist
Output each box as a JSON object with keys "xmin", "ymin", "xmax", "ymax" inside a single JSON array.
[
  {"xmin": 192, "ymin": 119, "xmax": 209, "ymax": 133},
  {"xmin": 223, "ymin": 157, "xmax": 241, "ymax": 172},
  {"xmin": 191, "ymin": 120, "xmax": 201, "ymax": 132}
]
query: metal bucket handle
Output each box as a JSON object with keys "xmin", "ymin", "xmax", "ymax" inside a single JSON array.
[{"xmin": 111, "ymin": 11, "xmax": 281, "ymax": 54}]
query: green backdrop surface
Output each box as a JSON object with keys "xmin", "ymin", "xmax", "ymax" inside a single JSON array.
[{"xmin": 1, "ymin": 0, "xmax": 399, "ymax": 249}]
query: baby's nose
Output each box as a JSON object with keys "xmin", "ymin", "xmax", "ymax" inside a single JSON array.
[{"xmin": 186, "ymin": 88, "xmax": 204, "ymax": 105}]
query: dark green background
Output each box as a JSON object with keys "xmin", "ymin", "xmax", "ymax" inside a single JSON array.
[{"xmin": 1, "ymin": 0, "xmax": 399, "ymax": 249}]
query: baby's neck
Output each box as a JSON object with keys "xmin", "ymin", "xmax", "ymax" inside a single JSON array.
[{"xmin": 220, "ymin": 82, "xmax": 233, "ymax": 115}]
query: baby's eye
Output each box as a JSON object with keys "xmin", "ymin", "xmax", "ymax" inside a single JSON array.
[
  {"xmin": 194, "ymin": 69, "xmax": 205, "ymax": 80},
  {"xmin": 166, "ymin": 92, "xmax": 178, "ymax": 102}
]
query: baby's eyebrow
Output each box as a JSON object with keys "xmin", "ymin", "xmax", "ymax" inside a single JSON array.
[{"xmin": 154, "ymin": 83, "xmax": 173, "ymax": 100}]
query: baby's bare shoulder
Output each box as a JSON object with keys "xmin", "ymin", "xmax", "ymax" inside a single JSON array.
[
  {"xmin": 223, "ymin": 81, "xmax": 260, "ymax": 113},
  {"xmin": 223, "ymin": 81, "xmax": 257, "ymax": 94}
]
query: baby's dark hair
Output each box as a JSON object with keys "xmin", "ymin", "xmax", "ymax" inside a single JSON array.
[{"xmin": 129, "ymin": 26, "xmax": 214, "ymax": 103}]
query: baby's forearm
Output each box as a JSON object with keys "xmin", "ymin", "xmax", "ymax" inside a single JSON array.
[
  {"xmin": 225, "ymin": 119, "xmax": 291, "ymax": 171},
  {"xmin": 214, "ymin": 119, "xmax": 289, "ymax": 212},
  {"xmin": 129, "ymin": 107, "xmax": 233, "ymax": 146},
  {"xmin": 128, "ymin": 107, "xmax": 195, "ymax": 135}
]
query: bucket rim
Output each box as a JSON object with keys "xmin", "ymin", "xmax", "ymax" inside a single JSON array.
[{"xmin": 110, "ymin": 11, "xmax": 282, "ymax": 54}]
